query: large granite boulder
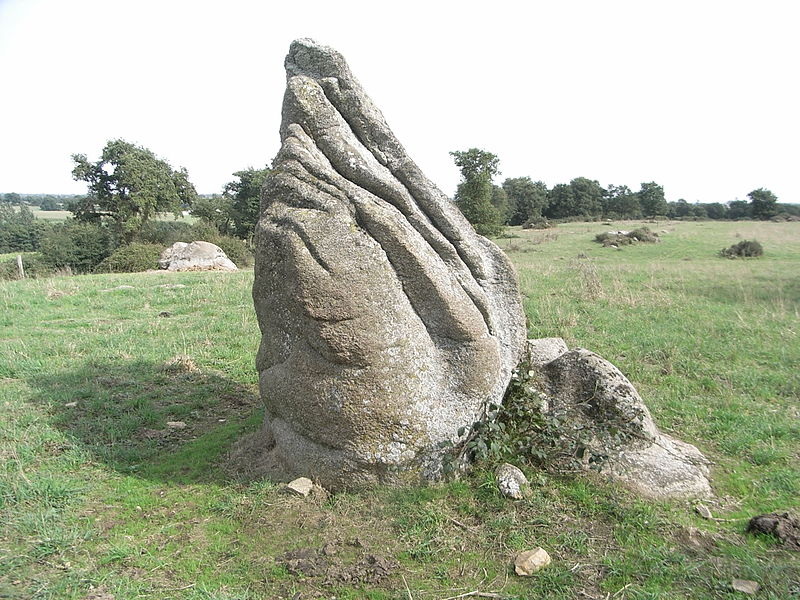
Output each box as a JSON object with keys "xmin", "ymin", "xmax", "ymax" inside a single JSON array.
[
  {"xmin": 252, "ymin": 39, "xmax": 527, "ymax": 490},
  {"xmin": 159, "ymin": 241, "xmax": 238, "ymax": 272}
]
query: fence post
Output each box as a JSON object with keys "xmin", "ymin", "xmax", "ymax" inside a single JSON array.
[{"xmin": 16, "ymin": 254, "xmax": 25, "ymax": 279}]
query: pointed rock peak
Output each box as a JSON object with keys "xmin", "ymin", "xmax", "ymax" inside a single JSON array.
[{"xmin": 251, "ymin": 41, "xmax": 526, "ymax": 490}]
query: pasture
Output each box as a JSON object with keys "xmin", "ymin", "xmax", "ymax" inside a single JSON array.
[{"xmin": 1, "ymin": 220, "xmax": 798, "ymax": 599}]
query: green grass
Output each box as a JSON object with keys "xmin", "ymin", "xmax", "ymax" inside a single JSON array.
[
  {"xmin": 19, "ymin": 206, "xmax": 197, "ymax": 224},
  {"xmin": 1, "ymin": 220, "xmax": 798, "ymax": 599}
]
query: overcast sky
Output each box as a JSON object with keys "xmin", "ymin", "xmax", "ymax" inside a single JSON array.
[{"xmin": 1, "ymin": 0, "xmax": 797, "ymax": 203}]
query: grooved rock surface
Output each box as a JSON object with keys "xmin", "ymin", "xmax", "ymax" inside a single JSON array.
[
  {"xmin": 527, "ymin": 339, "xmax": 712, "ymax": 499},
  {"xmin": 252, "ymin": 39, "xmax": 526, "ymax": 490}
]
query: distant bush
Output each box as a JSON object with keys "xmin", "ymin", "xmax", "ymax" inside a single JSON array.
[
  {"xmin": 473, "ymin": 222, "xmax": 505, "ymax": 238},
  {"xmin": 136, "ymin": 221, "xmax": 196, "ymax": 246},
  {"xmin": 0, "ymin": 253, "xmax": 55, "ymax": 280},
  {"xmin": 720, "ymin": 240, "xmax": 763, "ymax": 258},
  {"xmin": 216, "ymin": 236, "xmax": 253, "ymax": 267},
  {"xmin": 522, "ymin": 216, "xmax": 552, "ymax": 230},
  {"xmin": 0, "ymin": 203, "xmax": 51, "ymax": 253},
  {"xmin": 95, "ymin": 243, "xmax": 163, "ymax": 273},
  {"xmin": 628, "ymin": 227, "xmax": 660, "ymax": 243},
  {"xmin": 595, "ymin": 226, "xmax": 659, "ymax": 247},
  {"xmin": 39, "ymin": 222, "xmax": 115, "ymax": 273}
]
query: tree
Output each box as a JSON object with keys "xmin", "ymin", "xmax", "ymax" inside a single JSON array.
[
  {"xmin": 544, "ymin": 184, "xmax": 576, "ymax": 219},
  {"xmin": 568, "ymin": 177, "xmax": 605, "ymax": 217},
  {"xmin": 191, "ymin": 194, "xmax": 235, "ymax": 236},
  {"xmin": 0, "ymin": 202, "xmax": 49, "ymax": 253},
  {"xmin": 503, "ymin": 177, "xmax": 549, "ymax": 225},
  {"xmin": 491, "ymin": 185, "xmax": 511, "ymax": 225},
  {"xmin": 748, "ymin": 188, "xmax": 778, "ymax": 220},
  {"xmin": 704, "ymin": 202, "xmax": 727, "ymax": 220},
  {"xmin": 70, "ymin": 139, "xmax": 197, "ymax": 240},
  {"xmin": 727, "ymin": 199, "xmax": 751, "ymax": 220},
  {"xmin": 450, "ymin": 148, "xmax": 503, "ymax": 236},
  {"xmin": 638, "ymin": 182, "xmax": 667, "ymax": 217},
  {"xmin": 223, "ymin": 167, "xmax": 270, "ymax": 239},
  {"xmin": 604, "ymin": 184, "xmax": 640, "ymax": 218}
]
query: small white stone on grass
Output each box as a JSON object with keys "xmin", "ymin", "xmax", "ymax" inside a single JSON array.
[
  {"xmin": 166, "ymin": 421, "xmax": 187, "ymax": 429},
  {"xmin": 514, "ymin": 547, "xmax": 551, "ymax": 576},
  {"xmin": 731, "ymin": 579, "xmax": 760, "ymax": 595},
  {"xmin": 285, "ymin": 477, "xmax": 314, "ymax": 497},
  {"xmin": 64, "ymin": 402, "xmax": 78, "ymax": 408}
]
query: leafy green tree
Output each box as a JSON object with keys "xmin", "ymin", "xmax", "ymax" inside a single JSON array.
[
  {"xmin": 674, "ymin": 199, "xmax": 691, "ymax": 218},
  {"xmin": 544, "ymin": 184, "xmax": 576, "ymax": 219},
  {"xmin": 604, "ymin": 184, "xmax": 640, "ymax": 218},
  {"xmin": 450, "ymin": 148, "xmax": 504, "ymax": 236},
  {"xmin": 191, "ymin": 194, "xmax": 235, "ymax": 236},
  {"xmin": 39, "ymin": 222, "xmax": 114, "ymax": 273},
  {"xmin": 638, "ymin": 182, "xmax": 667, "ymax": 217},
  {"xmin": 704, "ymin": 202, "xmax": 727, "ymax": 219},
  {"xmin": 569, "ymin": 177, "xmax": 605, "ymax": 217},
  {"xmin": 502, "ymin": 177, "xmax": 549, "ymax": 225},
  {"xmin": 491, "ymin": 185, "xmax": 511, "ymax": 224},
  {"xmin": 223, "ymin": 167, "xmax": 270, "ymax": 239},
  {"xmin": 39, "ymin": 197, "xmax": 61, "ymax": 211},
  {"xmin": 748, "ymin": 188, "xmax": 778, "ymax": 220},
  {"xmin": 70, "ymin": 139, "xmax": 197, "ymax": 240},
  {"xmin": 3, "ymin": 193, "xmax": 21, "ymax": 204},
  {"xmin": 0, "ymin": 202, "xmax": 49, "ymax": 252},
  {"xmin": 727, "ymin": 200, "xmax": 751, "ymax": 219}
]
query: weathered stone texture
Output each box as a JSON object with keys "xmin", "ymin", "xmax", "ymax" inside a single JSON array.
[
  {"xmin": 526, "ymin": 339, "xmax": 712, "ymax": 499},
  {"xmin": 253, "ymin": 39, "xmax": 526, "ymax": 490},
  {"xmin": 159, "ymin": 241, "xmax": 238, "ymax": 271}
]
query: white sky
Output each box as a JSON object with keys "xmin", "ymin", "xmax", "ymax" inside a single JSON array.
[{"xmin": 0, "ymin": 0, "xmax": 798, "ymax": 203}]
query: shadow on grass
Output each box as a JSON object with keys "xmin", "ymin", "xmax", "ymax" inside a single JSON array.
[{"xmin": 26, "ymin": 358, "xmax": 264, "ymax": 484}]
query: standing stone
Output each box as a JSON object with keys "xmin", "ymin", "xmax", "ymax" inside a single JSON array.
[{"xmin": 252, "ymin": 39, "xmax": 526, "ymax": 490}]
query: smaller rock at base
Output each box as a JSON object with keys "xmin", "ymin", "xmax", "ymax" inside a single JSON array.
[
  {"xmin": 731, "ymin": 579, "xmax": 760, "ymax": 595},
  {"xmin": 695, "ymin": 504, "xmax": 713, "ymax": 520},
  {"xmin": 514, "ymin": 547, "xmax": 551, "ymax": 576},
  {"xmin": 496, "ymin": 463, "xmax": 528, "ymax": 500},
  {"xmin": 166, "ymin": 421, "xmax": 186, "ymax": 429},
  {"xmin": 285, "ymin": 477, "xmax": 314, "ymax": 497}
]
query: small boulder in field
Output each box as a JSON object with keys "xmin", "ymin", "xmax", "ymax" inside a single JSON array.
[
  {"xmin": 159, "ymin": 241, "xmax": 238, "ymax": 271},
  {"xmin": 514, "ymin": 547, "xmax": 551, "ymax": 575},
  {"xmin": 285, "ymin": 477, "xmax": 314, "ymax": 497},
  {"xmin": 746, "ymin": 512, "xmax": 800, "ymax": 550}
]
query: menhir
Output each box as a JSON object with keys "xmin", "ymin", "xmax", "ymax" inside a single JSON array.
[{"xmin": 252, "ymin": 39, "xmax": 526, "ymax": 490}]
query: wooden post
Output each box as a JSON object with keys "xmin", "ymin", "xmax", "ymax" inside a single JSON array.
[{"xmin": 16, "ymin": 254, "xmax": 25, "ymax": 279}]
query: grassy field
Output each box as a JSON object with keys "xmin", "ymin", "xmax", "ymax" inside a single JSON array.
[
  {"xmin": 19, "ymin": 207, "xmax": 197, "ymax": 224},
  {"xmin": 1, "ymin": 220, "xmax": 798, "ymax": 599}
]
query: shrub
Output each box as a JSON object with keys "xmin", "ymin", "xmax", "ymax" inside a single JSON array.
[
  {"xmin": 0, "ymin": 203, "xmax": 51, "ymax": 253},
  {"xmin": 628, "ymin": 226, "xmax": 659, "ymax": 243},
  {"xmin": 522, "ymin": 216, "xmax": 552, "ymax": 230},
  {"xmin": 216, "ymin": 236, "xmax": 253, "ymax": 267},
  {"xmin": 473, "ymin": 222, "xmax": 505, "ymax": 238},
  {"xmin": 720, "ymin": 240, "xmax": 763, "ymax": 258},
  {"xmin": 0, "ymin": 253, "xmax": 55, "ymax": 280},
  {"xmin": 95, "ymin": 243, "xmax": 163, "ymax": 273},
  {"xmin": 39, "ymin": 222, "xmax": 115, "ymax": 273},
  {"xmin": 136, "ymin": 220, "xmax": 196, "ymax": 246},
  {"xmin": 595, "ymin": 227, "xmax": 659, "ymax": 247}
]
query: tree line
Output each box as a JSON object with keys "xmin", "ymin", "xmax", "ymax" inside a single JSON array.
[
  {"xmin": 1, "ymin": 139, "xmax": 269, "ymax": 276},
  {"xmin": 451, "ymin": 148, "xmax": 798, "ymax": 235}
]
